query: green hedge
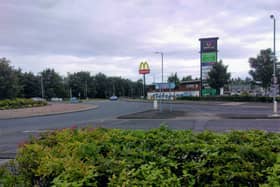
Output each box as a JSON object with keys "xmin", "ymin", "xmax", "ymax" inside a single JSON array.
[
  {"xmin": 0, "ymin": 98, "xmax": 47, "ymax": 110},
  {"xmin": 1, "ymin": 127, "xmax": 280, "ymax": 186},
  {"xmin": 178, "ymin": 96, "xmax": 280, "ymax": 102}
]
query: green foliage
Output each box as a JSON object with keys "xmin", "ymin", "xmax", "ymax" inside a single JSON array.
[
  {"xmin": 0, "ymin": 98, "xmax": 47, "ymax": 110},
  {"xmin": 41, "ymin": 69, "xmax": 67, "ymax": 99},
  {"xmin": 0, "ymin": 57, "xmax": 144, "ymax": 100},
  {"xmin": 68, "ymin": 71, "xmax": 94, "ymax": 99},
  {"xmin": 0, "ymin": 160, "xmax": 30, "ymax": 186},
  {"xmin": 1, "ymin": 127, "xmax": 280, "ymax": 186},
  {"xmin": 264, "ymin": 154, "xmax": 280, "ymax": 186},
  {"xmin": 207, "ymin": 60, "xmax": 231, "ymax": 94},
  {"xmin": 181, "ymin": 75, "xmax": 193, "ymax": 82},
  {"xmin": 249, "ymin": 49, "xmax": 277, "ymax": 90},
  {"xmin": 168, "ymin": 72, "xmax": 180, "ymax": 88},
  {"xmin": 0, "ymin": 58, "xmax": 22, "ymax": 99},
  {"xmin": 19, "ymin": 72, "xmax": 41, "ymax": 98}
]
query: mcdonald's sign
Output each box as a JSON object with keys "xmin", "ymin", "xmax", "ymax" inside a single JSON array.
[{"xmin": 139, "ymin": 61, "xmax": 150, "ymax": 74}]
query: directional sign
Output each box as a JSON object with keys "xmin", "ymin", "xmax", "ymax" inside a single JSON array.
[{"xmin": 155, "ymin": 82, "xmax": 175, "ymax": 90}]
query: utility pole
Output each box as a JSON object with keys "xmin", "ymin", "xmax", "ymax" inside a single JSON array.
[
  {"xmin": 85, "ymin": 80, "xmax": 88, "ymax": 100},
  {"xmin": 41, "ymin": 75, "xmax": 44, "ymax": 99},
  {"xmin": 270, "ymin": 15, "xmax": 279, "ymax": 116},
  {"xmin": 155, "ymin": 52, "xmax": 164, "ymax": 112},
  {"xmin": 70, "ymin": 88, "xmax": 72, "ymax": 99}
]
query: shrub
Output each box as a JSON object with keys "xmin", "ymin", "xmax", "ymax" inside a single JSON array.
[
  {"xmin": 1, "ymin": 127, "xmax": 280, "ymax": 186},
  {"xmin": 0, "ymin": 98, "xmax": 47, "ymax": 110}
]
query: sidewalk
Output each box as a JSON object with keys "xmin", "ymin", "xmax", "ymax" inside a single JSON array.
[{"xmin": 0, "ymin": 102, "xmax": 98, "ymax": 119}]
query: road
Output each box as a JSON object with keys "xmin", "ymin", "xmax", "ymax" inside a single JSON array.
[{"xmin": 0, "ymin": 100, "xmax": 279, "ymax": 156}]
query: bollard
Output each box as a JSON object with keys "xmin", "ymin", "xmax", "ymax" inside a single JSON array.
[{"xmin": 153, "ymin": 99, "xmax": 158, "ymax": 110}]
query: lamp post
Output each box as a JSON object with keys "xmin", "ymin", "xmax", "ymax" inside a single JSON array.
[
  {"xmin": 155, "ymin": 51, "xmax": 164, "ymax": 112},
  {"xmin": 40, "ymin": 74, "xmax": 44, "ymax": 99},
  {"xmin": 270, "ymin": 15, "xmax": 278, "ymax": 116}
]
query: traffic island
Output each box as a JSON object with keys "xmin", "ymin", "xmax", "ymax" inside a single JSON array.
[
  {"xmin": 219, "ymin": 113, "xmax": 280, "ymax": 119},
  {"xmin": 118, "ymin": 110, "xmax": 186, "ymax": 119},
  {"xmin": 118, "ymin": 110, "xmax": 280, "ymax": 120}
]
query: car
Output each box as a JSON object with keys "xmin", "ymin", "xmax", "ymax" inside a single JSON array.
[
  {"xmin": 70, "ymin": 97, "xmax": 79, "ymax": 103},
  {"xmin": 51, "ymin": 97, "xmax": 63, "ymax": 102},
  {"xmin": 31, "ymin": 97, "xmax": 46, "ymax": 102},
  {"xmin": 109, "ymin": 96, "xmax": 118, "ymax": 101}
]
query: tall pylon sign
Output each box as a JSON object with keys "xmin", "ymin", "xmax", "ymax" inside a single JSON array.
[
  {"xmin": 199, "ymin": 37, "xmax": 219, "ymax": 96},
  {"xmin": 139, "ymin": 61, "xmax": 150, "ymax": 98}
]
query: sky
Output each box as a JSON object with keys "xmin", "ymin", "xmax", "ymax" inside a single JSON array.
[{"xmin": 0, "ymin": 0, "xmax": 279, "ymax": 83}]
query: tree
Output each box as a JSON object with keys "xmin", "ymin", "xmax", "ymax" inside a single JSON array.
[
  {"xmin": 68, "ymin": 71, "xmax": 92, "ymax": 99},
  {"xmin": 94, "ymin": 73, "xmax": 108, "ymax": 98},
  {"xmin": 167, "ymin": 72, "xmax": 180, "ymax": 88},
  {"xmin": 207, "ymin": 60, "xmax": 231, "ymax": 94},
  {"xmin": 19, "ymin": 72, "xmax": 41, "ymax": 98},
  {"xmin": 41, "ymin": 69, "xmax": 66, "ymax": 99},
  {"xmin": 0, "ymin": 58, "xmax": 22, "ymax": 99},
  {"xmin": 181, "ymin": 75, "xmax": 193, "ymax": 82},
  {"xmin": 249, "ymin": 48, "xmax": 278, "ymax": 94}
]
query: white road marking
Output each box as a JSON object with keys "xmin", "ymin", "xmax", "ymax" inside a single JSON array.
[{"xmin": 23, "ymin": 130, "xmax": 51, "ymax": 133}]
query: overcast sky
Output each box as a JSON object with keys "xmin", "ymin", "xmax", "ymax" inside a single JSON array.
[{"xmin": 0, "ymin": 0, "xmax": 279, "ymax": 83}]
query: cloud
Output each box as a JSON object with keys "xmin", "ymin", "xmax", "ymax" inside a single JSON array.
[{"xmin": 0, "ymin": 0, "xmax": 279, "ymax": 82}]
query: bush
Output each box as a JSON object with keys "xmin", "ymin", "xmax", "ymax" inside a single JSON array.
[
  {"xmin": 1, "ymin": 127, "xmax": 280, "ymax": 186},
  {"xmin": 0, "ymin": 98, "xmax": 47, "ymax": 110},
  {"xmin": 178, "ymin": 96, "xmax": 280, "ymax": 102}
]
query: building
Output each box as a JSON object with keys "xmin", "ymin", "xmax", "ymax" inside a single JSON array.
[{"xmin": 147, "ymin": 80, "xmax": 201, "ymax": 100}]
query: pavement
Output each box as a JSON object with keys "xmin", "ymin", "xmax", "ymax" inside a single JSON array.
[
  {"xmin": 0, "ymin": 102, "xmax": 98, "ymax": 119},
  {"xmin": 0, "ymin": 102, "xmax": 98, "ymax": 165},
  {"xmin": 0, "ymin": 100, "xmax": 279, "ymax": 165}
]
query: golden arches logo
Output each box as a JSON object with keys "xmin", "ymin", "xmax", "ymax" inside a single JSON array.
[{"xmin": 139, "ymin": 61, "xmax": 150, "ymax": 74}]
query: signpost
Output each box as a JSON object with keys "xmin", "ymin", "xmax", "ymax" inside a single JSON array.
[
  {"xmin": 199, "ymin": 37, "xmax": 219, "ymax": 96},
  {"xmin": 154, "ymin": 82, "xmax": 175, "ymax": 90},
  {"xmin": 154, "ymin": 82, "xmax": 175, "ymax": 112},
  {"xmin": 139, "ymin": 61, "xmax": 150, "ymax": 99}
]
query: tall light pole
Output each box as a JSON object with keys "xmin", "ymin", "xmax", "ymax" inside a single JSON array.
[
  {"xmin": 40, "ymin": 74, "xmax": 44, "ymax": 99},
  {"xmin": 155, "ymin": 51, "xmax": 164, "ymax": 112},
  {"xmin": 270, "ymin": 15, "xmax": 278, "ymax": 116}
]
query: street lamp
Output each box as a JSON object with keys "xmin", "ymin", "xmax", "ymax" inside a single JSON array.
[
  {"xmin": 270, "ymin": 14, "xmax": 278, "ymax": 116},
  {"xmin": 40, "ymin": 74, "xmax": 44, "ymax": 99},
  {"xmin": 155, "ymin": 51, "xmax": 164, "ymax": 112}
]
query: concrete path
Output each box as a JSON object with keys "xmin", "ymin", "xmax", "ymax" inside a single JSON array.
[{"xmin": 0, "ymin": 102, "xmax": 98, "ymax": 119}]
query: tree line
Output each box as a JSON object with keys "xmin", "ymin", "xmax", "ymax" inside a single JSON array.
[
  {"xmin": 0, "ymin": 58, "xmax": 143, "ymax": 100},
  {"xmin": 0, "ymin": 48, "xmax": 278, "ymax": 100}
]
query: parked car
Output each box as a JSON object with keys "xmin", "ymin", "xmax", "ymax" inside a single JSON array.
[
  {"xmin": 31, "ymin": 97, "xmax": 46, "ymax": 102},
  {"xmin": 109, "ymin": 96, "xmax": 118, "ymax": 101},
  {"xmin": 70, "ymin": 97, "xmax": 79, "ymax": 103},
  {"xmin": 51, "ymin": 97, "xmax": 63, "ymax": 102}
]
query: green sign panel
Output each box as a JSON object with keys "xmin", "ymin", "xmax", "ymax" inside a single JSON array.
[
  {"xmin": 202, "ymin": 52, "xmax": 217, "ymax": 63},
  {"xmin": 202, "ymin": 88, "xmax": 217, "ymax": 96}
]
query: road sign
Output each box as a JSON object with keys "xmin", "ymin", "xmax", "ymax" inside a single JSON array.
[{"xmin": 155, "ymin": 82, "xmax": 175, "ymax": 90}]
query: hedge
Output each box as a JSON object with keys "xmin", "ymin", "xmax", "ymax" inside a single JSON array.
[
  {"xmin": 178, "ymin": 96, "xmax": 280, "ymax": 102},
  {"xmin": 1, "ymin": 127, "xmax": 280, "ymax": 186},
  {"xmin": 0, "ymin": 98, "xmax": 47, "ymax": 110}
]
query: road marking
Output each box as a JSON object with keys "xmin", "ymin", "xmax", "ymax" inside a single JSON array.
[
  {"xmin": 219, "ymin": 102, "xmax": 243, "ymax": 106},
  {"xmin": 23, "ymin": 130, "xmax": 50, "ymax": 133}
]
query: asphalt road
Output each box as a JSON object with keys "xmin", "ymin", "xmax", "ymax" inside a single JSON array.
[{"xmin": 0, "ymin": 100, "xmax": 279, "ymax": 156}]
